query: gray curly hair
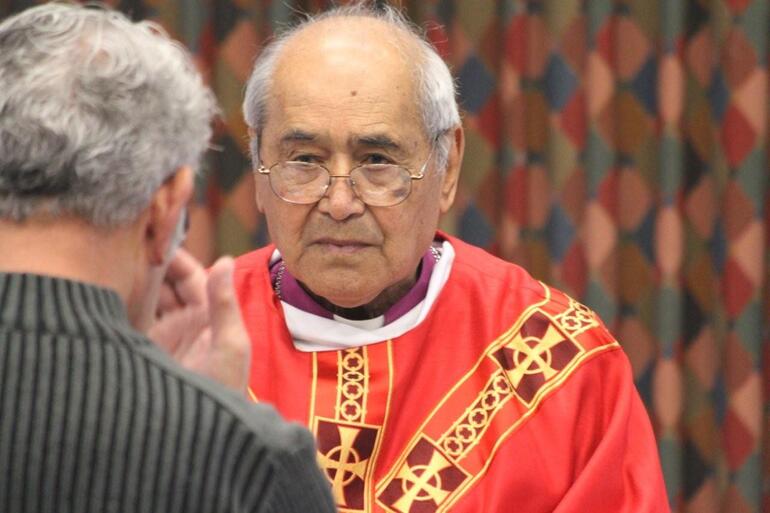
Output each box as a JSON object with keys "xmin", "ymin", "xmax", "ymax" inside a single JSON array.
[
  {"xmin": 242, "ymin": 2, "xmax": 460, "ymax": 172},
  {"xmin": 0, "ymin": 4, "xmax": 218, "ymax": 226}
]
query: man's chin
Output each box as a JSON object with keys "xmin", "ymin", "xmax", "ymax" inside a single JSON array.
[
  {"xmin": 302, "ymin": 244, "xmax": 376, "ymax": 267},
  {"xmin": 298, "ymin": 277, "xmax": 380, "ymax": 309}
]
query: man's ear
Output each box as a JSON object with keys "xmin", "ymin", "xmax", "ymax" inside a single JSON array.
[
  {"xmin": 253, "ymin": 168, "xmax": 268, "ymax": 214},
  {"xmin": 146, "ymin": 166, "xmax": 194, "ymax": 265},
  {"xmin": 247, "ymin": 127, "xmax": 267, "ymax": 214},
  {"xmin": 439, "ymin": 124, "xmax": 464, "ymax": 213}
]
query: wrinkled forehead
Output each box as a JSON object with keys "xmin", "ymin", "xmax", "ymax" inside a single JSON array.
[
  {"xmin": 280, "ymin": 16, "xmax": 419, "ymax": 74},
  {"xmin": 266, "ymin": 17, "xmax": 425, "ymax": 136}
]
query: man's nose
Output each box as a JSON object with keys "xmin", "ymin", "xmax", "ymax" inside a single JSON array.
[{"xmin": 317, "ymin": 174, "xmax": 365, "ymax": 220}]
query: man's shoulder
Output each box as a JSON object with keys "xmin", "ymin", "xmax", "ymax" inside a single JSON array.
[
  {"xmin": 234, "ymin": 244, "xmax": 275, "ymax": 272},
  {"xmin": 123, "ymin": 334, "xmax": 334, "ymax": 511},
  {"xmin": 442, "ymin": 234, "xmax": 543, "ymax": 295},
  {"xmin": 129, "ymin": 335, "xmax": 308, "ymax": 452},
  {"xmin": 232, "ymin": 245, "xmax": 275, "ymax": 299},
  {"xmin": 441, "ymin": 235, "xmax": 608, "ymax": 330}
]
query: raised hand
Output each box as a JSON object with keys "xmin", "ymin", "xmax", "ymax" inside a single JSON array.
[{"xmin": 149, "ymin": 249, "xmax": 251, "ymax": 393}]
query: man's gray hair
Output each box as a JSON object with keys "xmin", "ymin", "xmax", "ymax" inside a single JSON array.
[
  {"xmin": 0, "ymin": 4, "xmax": 218, "ymax": 226},
  {"xmin": 242, "ymin": 2, "xmax": 460, "ymax": 171}
]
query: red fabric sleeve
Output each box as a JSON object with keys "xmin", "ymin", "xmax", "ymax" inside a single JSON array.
[
  {"xmin": 439, "ymin": 346, "xmax": 671, "ymax": 513},
  {"xmin": 551, "ymin": 349, "xmax": 670, "ymax": 513}
]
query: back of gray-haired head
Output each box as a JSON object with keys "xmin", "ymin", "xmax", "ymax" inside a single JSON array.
[
  {"xmin": 0, "ymin": 4, "xmax": 218, "ymax": 227},
  {"xmin": 242, "ymin": 2, "xmax": 460, "ymax": 171}
]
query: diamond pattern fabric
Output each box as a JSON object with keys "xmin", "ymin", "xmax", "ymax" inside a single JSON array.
[{"xmin": 1, "ymin": 1, "xmax": 769, "ymax": 512}]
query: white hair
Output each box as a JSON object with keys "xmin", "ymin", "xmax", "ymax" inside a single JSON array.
[
  {"xmin": 242, "ymin": 2, "xmax": 460, "ymax": 171},
  {"xmin": 0, "ymin": 4, "xmax": 218, "ymax": 226}
]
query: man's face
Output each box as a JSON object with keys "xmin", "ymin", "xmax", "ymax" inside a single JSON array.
[{"xmin": 255, "ymin": 20, "xmax": 459, "ymax": 308}]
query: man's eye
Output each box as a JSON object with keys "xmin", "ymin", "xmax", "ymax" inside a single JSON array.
[
  {"xmin": 291, "ymin": 154, "xmax": 320, "ymax": 164},
  {"xmin": 363, "ymin": 154, "xmax": 392, "ymax": 165}
]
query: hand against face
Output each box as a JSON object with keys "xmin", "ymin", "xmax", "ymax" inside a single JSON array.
[{"xmin": 148, "ymin": 249, "xmax": 251, "ymax": 393}]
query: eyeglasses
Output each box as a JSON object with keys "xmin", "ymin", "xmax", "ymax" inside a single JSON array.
[{"xmin": 256, "ymin": 148, "xmax": 435, "ymax": 207}]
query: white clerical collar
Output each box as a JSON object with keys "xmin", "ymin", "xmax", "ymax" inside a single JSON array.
[{"xmin": 269, "ymin": 240, "xmax": 455, "ymax": 352}]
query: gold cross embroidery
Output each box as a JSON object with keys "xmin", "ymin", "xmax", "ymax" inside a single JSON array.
[
  {"xmin": 502, "ymin": 323, "xmax": 565, "ymax": 387},
  {"xmin": 318, "ymin": 425, "xmax": 369, "ymax": 506},
  {"xmin": 392, "ymin": 449, "xmax": 453, "ymax": 512}
]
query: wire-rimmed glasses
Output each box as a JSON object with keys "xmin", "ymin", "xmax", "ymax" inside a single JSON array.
[{"xmin": 256, "ymin": 149, "xmax": 434, "ymax": 207}]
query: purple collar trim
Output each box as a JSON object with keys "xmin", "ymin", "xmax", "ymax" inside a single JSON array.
[{"xmin": 270, "ymin": 247, "xmax": 438, "ymax": 324}]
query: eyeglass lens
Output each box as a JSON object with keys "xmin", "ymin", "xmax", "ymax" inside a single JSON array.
[{"xmin": 269, "ymin": 162, "xmax": 412, "ymax": 207}]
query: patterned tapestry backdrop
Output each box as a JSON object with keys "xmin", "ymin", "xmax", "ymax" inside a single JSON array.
[{"xmin": 1, "ymin": 0, "xmax": 769, "ymax": 511}]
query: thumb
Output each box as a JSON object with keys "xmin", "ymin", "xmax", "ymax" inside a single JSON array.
[
  {"xmin": 207, "ymin": 256, "xmax": 251, "ymax": 388},
  {"xmin": 207, "ymin": 256, "xmax": 243, "ymax": 337}
]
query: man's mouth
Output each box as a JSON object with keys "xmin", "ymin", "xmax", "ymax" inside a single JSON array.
[{"xmin": 313, "ymin": 238, "xmax": 373, "ymax": 254}]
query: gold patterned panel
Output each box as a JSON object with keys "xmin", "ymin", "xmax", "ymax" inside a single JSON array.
[
  {"xmin": 312, "ymin": 343, "xmax": 393, "ymax": 513},
  {"xmin": 554, "ymin": 295, "xmax": 599, "ymax": 337},
  {"xmin": 315, "ymin": 418, "xmax": 380, "ymax": 512},
  {"xmin": 377, "ymin": 285, "xmax": 620, "ymax": 512},
  {"xmin": 337, "ymin": 348, "xmax": 369, "ymax": 423},
  {"xmin": 491, "ymin": 310, "xmax": 583, "ymax": 407},
  {"xmin": 438, "ymin": 371, "xmax": 513, "ymax": 460},
  {"xmin": 378, "ymin": 436, "xmax": 470, "ymax": 513}
]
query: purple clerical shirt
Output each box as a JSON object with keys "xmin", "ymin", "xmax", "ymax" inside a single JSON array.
[{"xmin": 270, "ymin": 247, "xmax": 439, "ymax": 325}]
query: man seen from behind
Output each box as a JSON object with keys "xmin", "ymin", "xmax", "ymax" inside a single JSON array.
[{"xmin": 0, "ymin": 5, "xmax": 335, "ymax": 513}]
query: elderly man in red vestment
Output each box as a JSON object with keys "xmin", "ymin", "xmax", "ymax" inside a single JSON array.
[{"xmin": 233, "ymin": 3, "xmax": 670, "ymax": 512}]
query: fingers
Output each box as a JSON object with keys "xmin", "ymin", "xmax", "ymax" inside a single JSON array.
[
  {"xmin": 207, "ymin": 256, "xmax": 244, "ymax": 340},
  {"xmin": 151, "ymin": 248, "xmax": 210, "ymax": 356},
  {"xmin": 148, "ymin": 306, "xmax": 207, "ymax": 356},
  {"xmin": 164, "ymin": 247, "xmax": 208, "ymax": 308},
  {"xmin": 207, "ymin": 256, "xmax": 251, "ymax": 390},
  {"xmin": 153, "ymin": 252, "xmax": 251, "ymax": 393},
  {"xmin": 157, "ymin": 281, "xmax": 182, "ymax": 314}
]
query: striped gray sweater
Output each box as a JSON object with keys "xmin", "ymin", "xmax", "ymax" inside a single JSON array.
[{"xmin": 0, "ymin": 272, "xmax": 336, "ymax": 513}]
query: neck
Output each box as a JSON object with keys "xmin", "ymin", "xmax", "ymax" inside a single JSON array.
[
  {"xmin": 0, "ymin": 217, "xmax": 144, "ymax": 317},
  {"xmin": 299, "ymin": 264, "xmax": 421, "ymax": 320}
]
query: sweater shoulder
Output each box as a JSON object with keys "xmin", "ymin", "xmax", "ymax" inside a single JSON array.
[{"xmin": 120, "ymin": 330, "xmax": 309, "ymax": 454}]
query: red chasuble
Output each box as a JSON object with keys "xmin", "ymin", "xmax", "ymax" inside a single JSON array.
[{"xmin": 234, "ymin": 234, "xmax": 670, "ymax": 513}]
